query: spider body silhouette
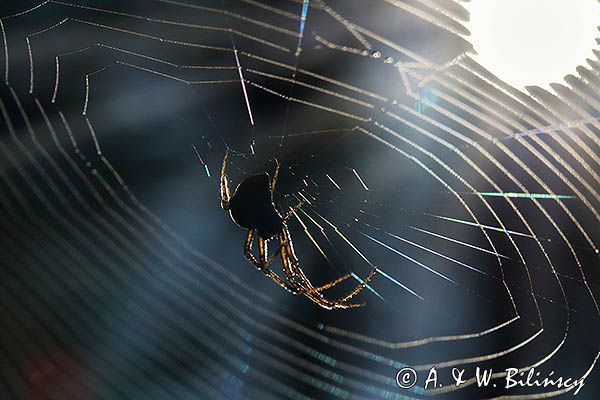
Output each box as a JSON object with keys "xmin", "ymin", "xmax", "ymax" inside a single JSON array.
[
  {"xmin": 228, "ymin": 172, "xmax": 282, "ymax": 238},
  {"xmin": 220, "ymin": 150, "xmax": 377, "ymax": 309}
]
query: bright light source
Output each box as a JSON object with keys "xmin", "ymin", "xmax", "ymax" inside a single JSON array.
[{"xmin": 465, "ymin": 0, "xmax": 600, "ymax": 91}]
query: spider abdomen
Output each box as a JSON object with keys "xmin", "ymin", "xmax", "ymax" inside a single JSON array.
[{"xmin": 229, "ymin": 173, "xmax": 283, "ymax": 238}]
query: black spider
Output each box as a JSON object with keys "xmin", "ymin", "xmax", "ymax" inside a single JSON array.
[{"xmin": 219, "ymin": 150, "xmax": 377, "ymax": 309}]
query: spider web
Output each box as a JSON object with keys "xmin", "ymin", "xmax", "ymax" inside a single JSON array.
[{"xmin": 0, "ymin": 0, "xmax": 598, "ymax": 399}]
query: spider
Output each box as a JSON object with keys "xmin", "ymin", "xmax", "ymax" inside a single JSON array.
[{"xmin": 219, "ymin": 150, "xmax": 378, "ymax": 309}]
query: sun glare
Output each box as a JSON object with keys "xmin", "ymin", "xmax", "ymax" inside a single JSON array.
[{"xmin": 465, "ymin": 0, "xmax": 600, "ymax": 91}]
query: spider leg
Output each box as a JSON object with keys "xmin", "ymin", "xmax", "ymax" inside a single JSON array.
[
  {"xmin": 274, "ymin": 224, "xmax": 377, "ymax": 310},
  {"xmin": 278, "ymin": 224, "xmax": 313, "ymax": 287},
  {"xmin": 293, "ymin": 263, "xmax": 365, "ymax": 308},
  {"xmin": 269, "ymin": 157, "xmax": 280, "ymax": 194},
  {"xmin": 278, "ymin": 225, "xmax": 341, "ymax": 309},
  {"xmin": 244, "ymin": 230, "xmax": 300, "ymax": 295},
  {"xmin": 306, "ymin": 274, "xmax": 352, "ymax": 293},
  {"xmin": 280, "ymin": 224, "xmax": 329, "ymax": 292},
  {"xmin": 220, "ymin": 150, "xmax": 231, "ymax": 210},
  {"xmin": 278, "ymin": 230, "xmax": 310, "ymax": 292},
  {"xmin": 243, "ymin": 229, "xmax": 260, "ymax": 266},
  {"xmin": 331, "ymin": 302, "xmax": 365, "ymax": 309},
  {"xmin": 258, "ymin": 236, "xmax": 277, "ymax": 267},
  {"xmin": 317, "ymin": 268, "xmax": 378, "ymax": 309},
  {"xmin": 335, "ymin": 268, "xmax": 378, "ymax": 303},
  {"xmin": 282, "ymin": 224, "xmax": 378, "ymax": 308},
  {"xmin": 283, "ymin": 200, "xmax": 305, "ymax": 222}
]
